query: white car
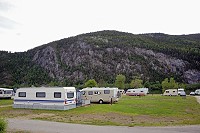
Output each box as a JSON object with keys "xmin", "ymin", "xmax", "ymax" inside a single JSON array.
[
  {"xmin": 180, "ymin": 91, "xmax": 186, "ymax": 96},
  {"xmin": 190, "ymin": 92, "xmax": 195, "ymax": 96}
]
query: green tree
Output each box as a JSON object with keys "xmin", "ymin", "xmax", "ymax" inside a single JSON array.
[
  {"xmin": 98, "ymin": 79, "xmax": 107, "ymax": 87},
  {"xmin": 178, "ymin": 83, "xmax": 186, "ymax": 89},
  {"xmin": 115, "ymin": 74, "xmax": 126, "ymax": 89},
  {"xmin": 169, "ymin": 77, "xmax": 178, "ymax": 89},
  {"xmin": 130, "ymin": 79, "xmax": 143, "ymax": 88},
  {"xmin": 84, "ymin": 79, "xmax": 98, "ymax": 87},
  {"xmin": 162, "ymin": 77, "xmax": 178, "ymax": 92}
]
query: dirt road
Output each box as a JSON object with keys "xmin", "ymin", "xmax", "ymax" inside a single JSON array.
[
  {"xmin": 195, "ymin": 96, "xmax": 200, "ymax": 104},
  {"xmin": 7, "ymin": 119, "xmax": 200, "ymax": 133}
]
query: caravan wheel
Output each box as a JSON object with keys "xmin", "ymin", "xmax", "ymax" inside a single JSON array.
[{"xmin": 99, "ymin": 100, "xmax": 103, "ymax": 104}]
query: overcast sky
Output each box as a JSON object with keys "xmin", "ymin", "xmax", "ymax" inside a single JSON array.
[{"xmin": 0, "ymin": 0, "xmax": 199, "ymax": 52}]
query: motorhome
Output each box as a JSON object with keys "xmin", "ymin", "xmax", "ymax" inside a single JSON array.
[
  {"xmin": 195, "ymin": 89, "xmax": 200, "ymax": 95},
  {"xmin": 126, "ymin": 88, "xmax": 149, "ymax": 96},
  {"xmin": 81, "ymin": 87, "xmax": 119, "ymax": 104},
  {"xmin": 13, "ymin": 87, "xmax": 77, "ymax": 110},
  {"xmin": 163, "ymin": 89, "xmax": 178, "ymax": 96},
  {"xmin": 178, "ymin": 88, "xmax": 185, "ymax": 95},
  {"xmin": 0, "ymin": 88, "xmax": 14, "ymax": 99}
]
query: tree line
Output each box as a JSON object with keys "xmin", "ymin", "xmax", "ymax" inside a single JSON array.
[{"xmin": 82, "ymin": 74, "xmax": 200, "ymax": 94}]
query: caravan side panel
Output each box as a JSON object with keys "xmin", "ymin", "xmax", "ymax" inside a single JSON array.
[{"xmin": 13, "ymin": 87, "xmax": 76, "ymax": 110}]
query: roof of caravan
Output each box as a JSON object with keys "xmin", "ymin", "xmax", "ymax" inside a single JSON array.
[
  {"xmin": 0, "ymin": 88, "xmax": 13, "ymax": 90},
  {"xmin": 127, "ymin": 88, "xmax": 148, "ymax": 90},
  {"xmin": 81, "ymin": 87, "xmax": 118, "ymax": 91},
  {"xmin": 17, "ymin": 87, "xmax": 75, "ymax": 90}
]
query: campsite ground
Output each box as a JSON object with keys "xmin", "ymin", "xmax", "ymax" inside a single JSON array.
[
  {"xmin": 1, "ymin": 95, "xmax": 200, "ymax": 132},
  {"xmin": 7, "ymin": 118, "xmax": 200, "ymax": 133}
]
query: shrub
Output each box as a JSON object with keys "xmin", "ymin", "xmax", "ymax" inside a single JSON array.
[{"xmin": 0, "ymin": 118, "xmax": 7, "ymax": 133}]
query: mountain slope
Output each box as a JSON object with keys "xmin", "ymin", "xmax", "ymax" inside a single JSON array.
[{"xmin": 0, "ymin": 30, "xmax": 200, "ymax": 87}]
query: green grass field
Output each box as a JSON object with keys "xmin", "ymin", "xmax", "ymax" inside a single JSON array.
[
  {"xmin": 1, "ymin": 95, "xmax": 200, "ymax": 126},
  {"xmin": 0, "ymin": 99, "xmax": 13, "ymax": 106}
]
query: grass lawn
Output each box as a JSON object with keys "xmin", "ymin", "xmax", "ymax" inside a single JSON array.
[
  {"xmin": 0, "ymin": 99, "xmax": 13, "ymax": 106},
  {"xmin": 1, "ymin": 95, "xmax": 200, "ymax": 126}
]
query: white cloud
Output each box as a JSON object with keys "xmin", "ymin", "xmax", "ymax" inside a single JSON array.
[{"xmin": 0, "ymin": 0, "xmax": 200, "ymax": 52}]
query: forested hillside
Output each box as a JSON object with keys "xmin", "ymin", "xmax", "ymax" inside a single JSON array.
[{"xmin": 0, "ymin": 30, "xmax": 200, "ymax": 88}]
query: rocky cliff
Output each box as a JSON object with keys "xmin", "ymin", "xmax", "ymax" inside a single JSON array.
[{"xmin": 0, "ymin": 30, "xmax": 200, "ymax": 86}]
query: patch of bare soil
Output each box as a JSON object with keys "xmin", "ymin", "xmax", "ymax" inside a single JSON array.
[
  {"xmin": 39, "ymin": 112, "xmax": 179, "ymax": 126},
  {"xmin": 16, "ymin": 113, "xmax": 56, "ymax": 120}
]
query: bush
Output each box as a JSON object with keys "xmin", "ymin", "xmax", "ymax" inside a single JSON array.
[{"xmin": 0, "ymin": 118, "xmax": 7, "ymax": 133}]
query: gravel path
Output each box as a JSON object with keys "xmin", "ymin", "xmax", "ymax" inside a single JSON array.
[
  {"xmin": 7, "ymin": 119, "xmax": 200, "ymax": 133},
  {"xmin": 195, "ymin": 96, "xmax": 200, "ymax": 104}
]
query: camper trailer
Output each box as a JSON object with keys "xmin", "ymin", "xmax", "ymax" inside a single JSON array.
[
  {"xmin": 126, "ymin": 88, "xmax": 149, "ymax": 96},
  {"xmin": 0, "ymin": 88, "xmax": 14, "ymax": 99},
  {"xmin": 81, "ymin": 87, "xmax": 119, "ymax": 104},
  {"xmin": 195, "ymin": 89, "xmax": 200, "ymax": 95},
  {"xmin": 13, "ymin": 87, "xmax": 77, "ymax": 110},
  {"xmin": 163, "ymin": 89, "xmax": 178, "ymax": 96}
]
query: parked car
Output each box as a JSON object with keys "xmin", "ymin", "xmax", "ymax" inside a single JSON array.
[
  {"xmin": 190, "ymin": 92, "xmax": 195, "ymax": 96},
  {"xmin": 180, "ymin": 91, "xmax": 186, "ymax": 96}
]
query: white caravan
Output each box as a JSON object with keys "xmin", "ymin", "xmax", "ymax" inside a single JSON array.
[
  {"xmin": 178, "ymin": 88, "xmax": 185, "ymax": 95},
  {"xmin": 163, "ymin": 89, "xmax": 178, "ymax": 96},
  {"xmin": 81, "ymin": 87, "xmax": 119, "ymax": 104},
  {"xmin": 0, "ymin": 88, "xmax": 14, "ymax": 99},
  {"xmin": 13, "ymin": 87, "xmax": 77, "ymax": 110},
  {"xmin": 195, "ymin": 89, "xmax": 200, "ymax": 95},
  {"xmin": 126, "ymin": 88, "xmax": 149, "ymax": 96}
]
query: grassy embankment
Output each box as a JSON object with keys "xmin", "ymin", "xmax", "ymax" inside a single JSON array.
[{"xmin": 1, "ymin": 95, "xmax": 200, "ymax": 126}]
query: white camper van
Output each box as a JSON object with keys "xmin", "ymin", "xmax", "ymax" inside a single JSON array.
[
  {"xmin": 81, "ymin": 87, "xmax": 119, "ymax": 104},
  {"xmin": 178, "ymin": 88, "xmax": 185, "ymax": 95},
  {"xmin": 0, "ymin": 88, "xmax": 14, "ymax": 99},
  {"xmin": 195, "ymin": 89, "xmax": 200, "ymax": 95},
  {"xmin": 126, "ymin": 88, "xmax": 149, "ymax": 96},
  {"xmin": 163, "ymin": 89, "xmax": 178, "ymax": 96},
  {"xmin": 13, "ymin": 87, "xmax": 77, "ymax": 110}
]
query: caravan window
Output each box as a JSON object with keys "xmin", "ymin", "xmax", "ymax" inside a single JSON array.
[
  {"xmin": 88, "ymin": 91, "xmax": 93, "ymax": 95},
  {"xmin": 67, "ymin": 92, "xmax": 74, "ymax": 98},
  {"xmin": 36, "ymin": 92, "xmax": 46, "ymax": 98},
  {"xmin": 54, "ymin": 92, "xmax": 61, "ymax": 98},
  {"xmin": 94, "ymin": 91, "xmax": 101, "ymax": 95},
  {"xmin": 0, "ymin": 90, "xmax": 2, "ymax": 94},
  {"xmin": 5, "ymin": 90, "xmax": 12, "ymax": 94},
  {"xmin": 166, "ymin": 91, "xmax": 169, "ymax": 93},
  {"xmin": 104, "ymin": 90, "xmax": 110, "ymax": 94},
  {"xmin": 19, "ymin": 92, "xmax": 26, "ymax": 97}
]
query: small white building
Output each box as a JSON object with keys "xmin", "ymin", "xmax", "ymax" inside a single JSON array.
[
  {"xmin": 13, "ymin": 87, "xmax": 77, "ymax": 110},
  {"xmin": 81, "ymin": 87, "xmax": 119, "ymax": 104}
]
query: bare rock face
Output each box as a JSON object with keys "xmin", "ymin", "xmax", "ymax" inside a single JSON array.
[
  {"xmin": 134, "ymin": 47, "xmax": 188, "ymax": 73},
  {"xmin": 29, "ymin": 32, "xmax": 200, "ymax": 84},
  {"xmin": 184, "ymin": 70, "xmax": 200, "ymax": 84},
  {"xmin": 33, "ymin": 46, "xmax": 64, "ymax": 80}
]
